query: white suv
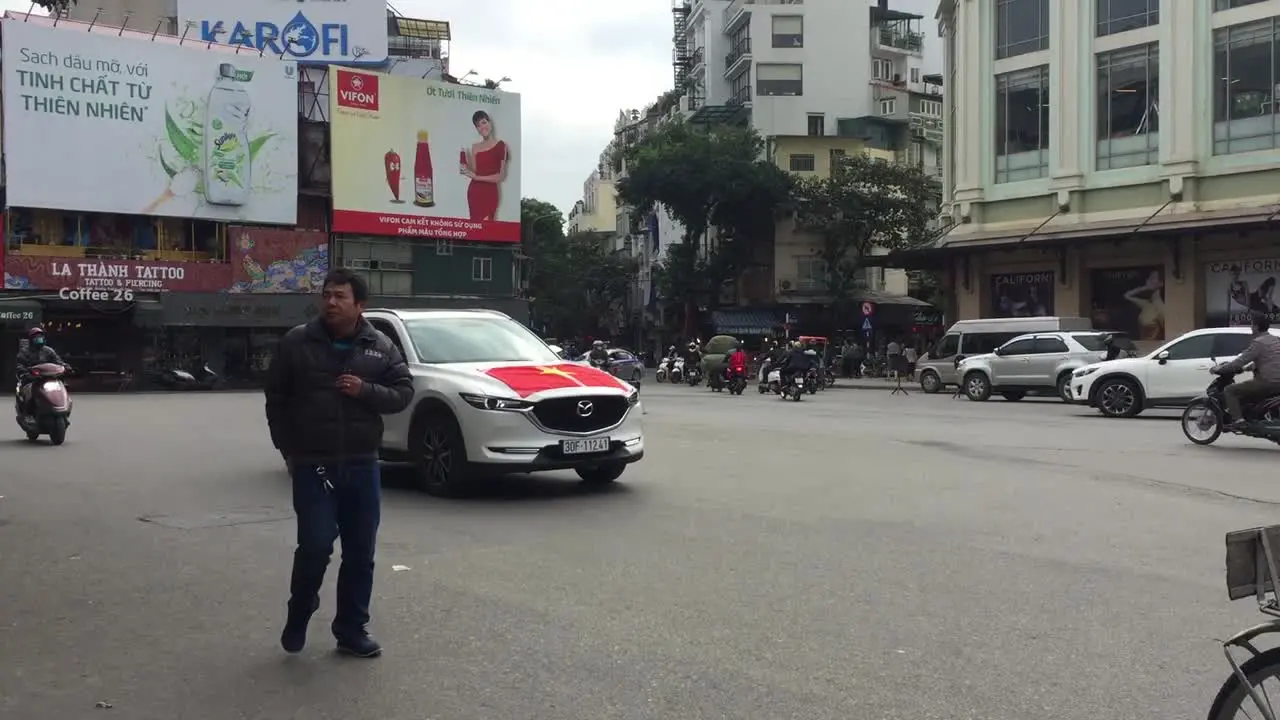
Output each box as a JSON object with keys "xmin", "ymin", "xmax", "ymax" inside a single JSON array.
[
  {"xmin": 363, "ymin": 309, "xmax": 645, "ymax": 495},
  {"xmin": 1071, "ymin": 327, "xmax": 1280, "ymax": 418}
]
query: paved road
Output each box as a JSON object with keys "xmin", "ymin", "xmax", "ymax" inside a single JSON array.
[{"xmin": 1, "ymin": 385, "xmax": 1276, "ymax": 719}]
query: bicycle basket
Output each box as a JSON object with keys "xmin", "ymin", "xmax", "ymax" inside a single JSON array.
[{"xmin": 1226, "ymin": 525, "xmax": 1280, "ymax": 603}]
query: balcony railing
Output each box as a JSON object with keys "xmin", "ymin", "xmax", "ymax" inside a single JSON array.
[
  {"xmin": 878, "ymin": 28, "xmax": 924, "ymax": 52},
  {"xmin": 725, "ymin": 37, "xmax": 752, "ymax": 70},
  {"xmin": 728, "ymin": 86, "xmax": 752, "ymax": 105}
]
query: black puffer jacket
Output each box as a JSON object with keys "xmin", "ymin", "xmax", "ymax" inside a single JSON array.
[
  {"xmin": 264, "ymin": 317, "xmax": 414, "ymax": 461},
  {"xmin": 16, "ymin": 344, "xmax": 63, "ymax": 371}
]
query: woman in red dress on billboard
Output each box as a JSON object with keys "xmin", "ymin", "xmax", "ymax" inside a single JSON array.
[{"xmin": 460, "ymin": 110, "xmax": 509, "ymax": 221}]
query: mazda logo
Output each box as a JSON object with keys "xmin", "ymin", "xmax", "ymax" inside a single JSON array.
[{"xmin": 576, "ymin": 401, "xmax": 594, "ymax": 417}]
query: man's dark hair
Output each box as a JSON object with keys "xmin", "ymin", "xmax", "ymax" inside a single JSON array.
[
  {"xmin": 323, "ymin": 268, "xmax": 370, "ymax": 303},
  {"xmin": 1253, "ymin": 311, "xmax": 1271, "ymax": 333}
]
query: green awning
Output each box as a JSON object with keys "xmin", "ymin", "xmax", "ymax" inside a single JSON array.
[{"xmin": 712, "ymin": 310, "xmax": 780, "ymax": 336}]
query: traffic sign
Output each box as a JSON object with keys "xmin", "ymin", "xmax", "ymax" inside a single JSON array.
[
  {"xmin": 861, "ymin": 302, "xmax": 875, "ymax": 316},
  {"xmin": 862, "ymin": 317, "xmax": 873, "ymax": 331}
]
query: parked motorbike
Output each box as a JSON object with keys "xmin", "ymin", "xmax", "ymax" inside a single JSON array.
[
  {"xmin": 655, "ymin": 357, "xmax": 672, "ymax": 383},
  {"xmin": 1181, "ymin": 367, "xmax": 1280, "ymax": 446},
  {"xmin": 158, "ymin": 363, "xmax": 222, "ymax": 391},
  {"xmin": 669, "ymin": 357, "xmax": 685, "ymax": 384},
  {"xmin": 15, "ymin": 362, "xmax": 72, "ymax": 445}
]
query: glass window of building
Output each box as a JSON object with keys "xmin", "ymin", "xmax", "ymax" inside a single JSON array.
[
  {"xmin": 996, "ymin": 0, "xmax": 1049, "ymax": 59},
  {"xmin": 1215, "ymin": 0, "xmax": 1269, "ymax": 10},
  {"xmin": 336, "ymin": 238, "xmax": 413, "ymax": 295},
  {"xmin": 994, "ymin": 66, "xmax": 1051, "ymax": 183},
  {"xmin": 1096, "ymin": 0, "xmax": 1158, "ymax": 36},
  {"xmin": 1213, "ymin": 19, "xmax": 1280, "ymax": 155},
  {"xmin": 756, "ymin": 63, "xmax": 803, "ymax": 96},
  {"xmin": 1096, "ymin": 44, "xmax": 1160, "ymax": 170}
]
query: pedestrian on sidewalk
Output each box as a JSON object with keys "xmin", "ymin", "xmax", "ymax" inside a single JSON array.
[{"xmin": 265, "ymin": 269, "xmax": 415, "ymax": 658}]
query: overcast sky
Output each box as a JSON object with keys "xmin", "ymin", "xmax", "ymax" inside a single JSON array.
[{"xmin": 0, "ymin": 0, "xmax": 943, "ymax": 220}]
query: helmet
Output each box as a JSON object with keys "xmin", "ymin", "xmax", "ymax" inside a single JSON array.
[
  {"xmin": 27, "ymin": 326, "xmax": 44, "ymax": 338},
  {"xmin": 592, "ymin": 339, "xmax": 604, "ymax": 347}
]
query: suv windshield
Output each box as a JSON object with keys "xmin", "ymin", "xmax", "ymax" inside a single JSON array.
[{"xmin": 403, "ymin": 316, "xmax": 560, "ymax": 364}]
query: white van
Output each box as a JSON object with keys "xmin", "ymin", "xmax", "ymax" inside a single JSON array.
[{"xmin": 915, "ymin": 317, "xmax": 1094, "ymax": 393}]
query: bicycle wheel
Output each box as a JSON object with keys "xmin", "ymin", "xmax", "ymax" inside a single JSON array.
[{"xmin": 1208, "ymin": 646, "xmax": 1280, "ymax": 720}]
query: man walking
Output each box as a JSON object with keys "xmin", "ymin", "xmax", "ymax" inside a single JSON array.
[{"xmin": 265, "ymin": 269, "xmax": 415, "ymax": 658}]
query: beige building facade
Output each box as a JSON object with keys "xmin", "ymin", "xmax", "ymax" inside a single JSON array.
[{"xmin": 934, "ymin": 0, "xmax": 1280, "ymax": 346}]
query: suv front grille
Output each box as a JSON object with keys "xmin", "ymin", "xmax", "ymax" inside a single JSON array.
[{"xmin": 531, "ymin": 395, "xmax": 629, "ymax": 433}]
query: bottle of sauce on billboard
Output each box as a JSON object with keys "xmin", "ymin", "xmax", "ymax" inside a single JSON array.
[
  {"xmin": 385, "ymin": 149, "xmax": 402, "ymax": 202},
  {"xmin": 414, "ymin": 131, "xmax": 435, "ymax": 207}
]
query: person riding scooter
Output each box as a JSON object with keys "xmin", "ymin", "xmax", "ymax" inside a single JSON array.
[
  {"xmin": 780, "ymin": 340, "xmax": 815, "ymax": 388},
  {"xmin": 16, "ymin": 327, "xmax": 67, "ymax": 413},
  {"xmin": 725, "ymin": 342, "xmax": 748, "ymax": 382},
  {"xmin": 1212, "ymin": 312, "xmax": 1280, "ymax": 430},
  {"xmin": 587, "ymin": 340, "xmax": 610, "ymax": 369}
]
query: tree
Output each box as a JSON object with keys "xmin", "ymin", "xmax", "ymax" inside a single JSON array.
[
  {"xmin": 32, "ymin": 0, "xmax": 73, "ymax": 12},
  {"xmin": 521, "ymin": 198, "xmax": 637, "ymax": 340},
  {"xmin": 616, "ymin": 122, "xmax": 792, "ymax": 337},
  {"xmin": 792, "ymin": 153, "xmax": 937, "ymax": 318}
]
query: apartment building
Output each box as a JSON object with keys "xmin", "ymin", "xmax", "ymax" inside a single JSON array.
[
  {"xmin": 934, "ymin": 0, "xmax": 1280, "ymax": 343},
  {"xmin": 566, "ymin": 163, "xmax": 619, "ymax": 239}
]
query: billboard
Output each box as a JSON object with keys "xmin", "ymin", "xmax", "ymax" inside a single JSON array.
[
  {"xmin": 1, "ymin": 20, "xmax": 298, "ymax": 224},
  {"xmin": 329, "ymin": 69, "xmax": 522, "ymax": 242},
  {"xmin": 3, "ymin": 228, "xmax": 328, "ymax": 295},
  {"xmin": 1205, "ymin": 259, "xmax": 1280, "ymax": 328},
  {"xmin": 1089, "ymin": 266, "xmax": 1165, "ymax": 341},
  {"xmin": 177, "ymin": 0, "xmax": 388, "ymax": 65},
  {"xmin": 989, "ymin": 272, "xmax": 1054, "ymax": 317}
]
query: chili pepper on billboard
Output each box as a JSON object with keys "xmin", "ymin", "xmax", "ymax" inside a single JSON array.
[{"xmin": 385, "ymin": 149, "xmax": 402, "ymax": 203}]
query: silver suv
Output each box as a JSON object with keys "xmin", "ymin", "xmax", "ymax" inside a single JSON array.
[{"xmin": 959, "ymin": 332, "xmax": 1117, "ymax": 403}]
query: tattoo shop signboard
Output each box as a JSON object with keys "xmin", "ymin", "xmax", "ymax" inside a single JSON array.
[
  {"xmin": 4, "ymin": 257, "xmax": 235, "ymax": 299},
  {"xmin": 0, "ymin": 19, "xmax": 298, "ymax": 224}
]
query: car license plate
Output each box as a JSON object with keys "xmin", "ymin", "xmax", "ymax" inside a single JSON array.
[{"xmin": 562, "ymin": 437, "xmax": 610, "ymax": 455}]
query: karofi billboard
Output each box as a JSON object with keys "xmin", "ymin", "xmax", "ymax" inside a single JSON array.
[
  {"xmin": 177, "ymin": 0, "xmax": 389, "ymax": 64},
  {"xmin": 1, "ymin": 19, "xmax": 299, "ymax": 224},
  {"xmin": 328, "ymin": 69, "xmax": 522, "ymax": 242}
]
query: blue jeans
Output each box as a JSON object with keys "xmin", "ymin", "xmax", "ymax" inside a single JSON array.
[{"xmin": 288, "ymin": 458, "xmax": 381, "ymax": 640}]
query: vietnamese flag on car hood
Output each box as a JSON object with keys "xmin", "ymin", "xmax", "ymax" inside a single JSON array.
[{"xmin": 483, "ymin": 363, "xmax": 631, "ymax": 398}]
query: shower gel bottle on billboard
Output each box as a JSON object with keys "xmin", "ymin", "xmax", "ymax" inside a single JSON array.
[
  {"xmin": 414, "ymin": 130, "xmax": 435, "ymax": 207},
  {"xmin": 204, "ymin": 63, "xmax": 253, "ymax": 206}
]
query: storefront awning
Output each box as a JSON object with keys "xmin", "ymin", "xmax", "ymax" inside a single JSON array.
[
  {"xmin": 0, "ymin": 298, "xmax": 42, "ymax": 326},
  {"xmin": 712, "ymin": 310, "xmax": 780, "ymax": 336},
  {"xmin": 852, "ymin": 290, "xmax": 932, "ymax": 307}
]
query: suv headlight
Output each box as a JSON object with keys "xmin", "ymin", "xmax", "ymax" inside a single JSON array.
[
  {"xmin": 627, "ymin": 389, "xmax": 639, "ymax": 405},
  {"xmin": 1073, "ymin": 367, "xmax": 1098, "ymax": 378},
  {"xmin": 459, "ymin": 393, "xmax": 533, "ymax": 412}
]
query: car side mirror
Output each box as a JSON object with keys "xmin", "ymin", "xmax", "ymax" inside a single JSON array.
[
  {"xmin": 1156, "ymin": 350, "xmax": 1169, "ymax": 364},
  {"xmin": 993, "ymin": 347, "xmax": 1004, "ymax": 356},
  {"xmin": 548, "ymin": 344, "xmax": 563, "ymax": 355}
]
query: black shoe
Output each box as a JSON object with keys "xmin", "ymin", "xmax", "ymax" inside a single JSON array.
[
  {"xmin": 336, "ymin": 633, "xmax": 382, "ymax": 658},
  {"xmin": 280, "ymin": 596, "xmax": 319, "ymax": 654}
]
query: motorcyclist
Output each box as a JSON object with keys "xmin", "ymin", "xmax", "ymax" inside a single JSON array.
[
  {"xmin": 1213, "ymin": 312, "xmax": 1280, "ymax": 429},
  {"xmin": 665, "ymin": 345, "xmax": 679, "ymax": 360},
  {"xmin": 587, "ymin": 339, "xmax": 609, "ymax": 368},
  {"xmin": 780, "ymin": 340, "xmax": 815, "ymax": 387},
  {"xmin": 725, "ymin": 342, "xmax": 748, "ymax": 380},
  {"xmin": 16, "ymin": 327, "xmax": 67, "ymax": 413}
]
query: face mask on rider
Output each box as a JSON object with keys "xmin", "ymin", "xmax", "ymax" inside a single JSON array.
[{"xmin": 31, "ymin": 336, "xmax": 43, "ymax": 346}]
